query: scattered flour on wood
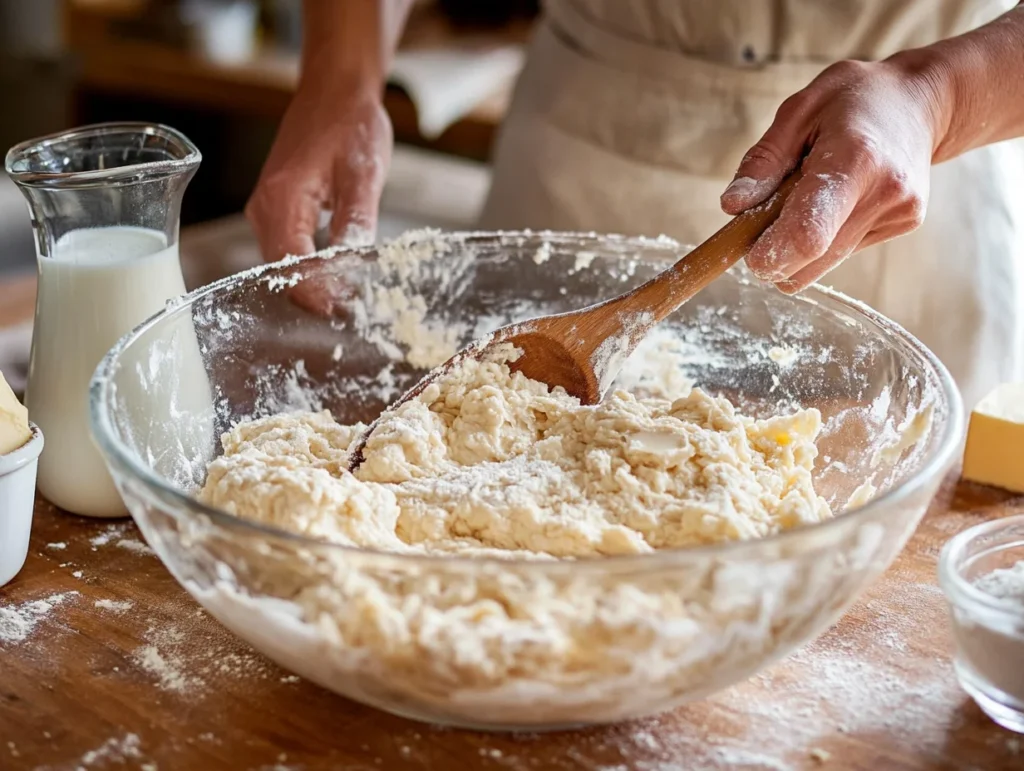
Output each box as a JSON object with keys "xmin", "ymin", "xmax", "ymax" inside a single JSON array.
[
  {"xmin": 95, "ymin": 599, "xmax": 134, "ymax": 613},
  {"xmin": 77, "ymin": 732, "xmax": 142, "ymax": 768},
  {"xmin": 0, "ymin": 592, "xmax": 78, "ymax": 644},
  {"xmin": 116, "ymin": 538, "xmax": 154, "ymax": 556},
  {"xmin": 135, "ymin": 642, "xmax": 195, "ymax": 693},
  {"xmin": 45, "ymin": 542, "xmax": 67, "ymax": 550},
  {"xmin": 131, "ymin": 621, "xmax": 276, "ymax": 695},
  {"xmin": 90, "ymin": 523, "xmax": 131, "ymax": 549}
]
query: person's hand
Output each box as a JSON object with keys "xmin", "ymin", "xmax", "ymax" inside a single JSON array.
[
  {"xmin": 246, "ymin": 80, "xmax": 392, "ymax": 314},
  {"xmin": 720, "ymin": 57, "xmax": 948, "ymax": 293}
]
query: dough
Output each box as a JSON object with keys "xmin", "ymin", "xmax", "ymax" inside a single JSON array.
[
  {"xmin": 201, "ymin": 345, "xmax": 831, "ymax": 558},
  {"xmin": 193, "ymin": 233, "xmax": 841, "ymax": 726}
]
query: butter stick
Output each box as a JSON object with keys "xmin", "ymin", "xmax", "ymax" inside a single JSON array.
[
  {"xmin": 962, "ymin": 383, "xmax": 1024, "ymax": 493},
  {"xmin": 0, "ymin": 371, "xmax": 30, "ymax": 455}
]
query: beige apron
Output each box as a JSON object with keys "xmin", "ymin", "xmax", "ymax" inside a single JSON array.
[{"xmin": 479, "ymin": 0, "xmax": 1024, "ymax": 409}]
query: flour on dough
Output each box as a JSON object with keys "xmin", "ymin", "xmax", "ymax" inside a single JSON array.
[{"xmin": 201, "ymin": 344, "xmax": 831, "ymax": 559}]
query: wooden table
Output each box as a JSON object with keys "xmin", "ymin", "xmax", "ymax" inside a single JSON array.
[{"xmin": 1, "ymin": 266, "xmax": 1023, "ymax": 769}]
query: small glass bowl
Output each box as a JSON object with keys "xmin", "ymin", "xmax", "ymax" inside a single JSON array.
[{"xmin": 939, "ymin": 514, "xmax": 1024, "ymax": 733}]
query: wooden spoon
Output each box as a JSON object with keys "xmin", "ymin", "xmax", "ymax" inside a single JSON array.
[{"xmin": 349, "ymin": 170, "xmax": 801, "ymax": 470}]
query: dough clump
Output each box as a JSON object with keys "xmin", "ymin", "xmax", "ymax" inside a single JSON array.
[{"xmin": 201, "ymin": 346, "xmax": 831, "ymax": 558}]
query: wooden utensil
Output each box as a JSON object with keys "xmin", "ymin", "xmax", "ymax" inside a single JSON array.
[{"xmin": 349, "ymin": 170, "xmax": 802, "ymax": 470}]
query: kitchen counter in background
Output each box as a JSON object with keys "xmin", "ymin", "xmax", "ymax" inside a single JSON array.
[{"xmin": 62, "ymin": 0, "xmax": 528, "ymax": 162}]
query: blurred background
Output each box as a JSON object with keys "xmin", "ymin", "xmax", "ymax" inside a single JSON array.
[{"xmin": 0, "ymin": 0, "xmax": 540, "ymax": 280}]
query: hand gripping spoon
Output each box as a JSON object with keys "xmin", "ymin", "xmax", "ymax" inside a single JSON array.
[{"xmin": 349, "ymin": 170, "xmax": 801, "ymax": 470}]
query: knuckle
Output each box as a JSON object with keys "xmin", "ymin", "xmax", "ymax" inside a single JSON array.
[
  {"xmin": 742, "ymin": 142, "xmax": 789, "ymax": 171},
  {"xmin": 821, "ymin": 59, "xmax": 871, "ymax": 86},
  {"xmin": 900, "ymin": 193, "xmax": 927, "ymax": 228},
  {"xmin": 843, "ymin": 132, "xmax": 882, "ymax": 172},
  {"xmin": 890, "ymin": 171, "xmax": 917, "ymax": 201},
  {"xmin": 775, "ymin": 92, "xmax": 808, "ymax": 120},
  {"xmin": 878, "ymin": 167, "xmax": 926, "ymax": 219}
]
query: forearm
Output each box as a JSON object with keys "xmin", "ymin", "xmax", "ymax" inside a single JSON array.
[
  {"xmin": 892, "ymin": 3, "xmax": 1024, "ymax": 163},
  {"xmin": 300, "ymin": 0, "xmax": 414, "ymax": 93}
]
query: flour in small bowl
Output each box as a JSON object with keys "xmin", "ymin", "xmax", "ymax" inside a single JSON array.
[
  {"xmin": 948, "ymin": 558, "xmax": 1024, "ymax": 727},
  {"xmin": 974, "ymin": 560, "xmax": 1024, "ymax": 606}
]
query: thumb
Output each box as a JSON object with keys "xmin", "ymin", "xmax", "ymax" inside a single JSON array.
[{"xmin": 721, "ymin": 98, "xmax": 813, "ymax": 215}]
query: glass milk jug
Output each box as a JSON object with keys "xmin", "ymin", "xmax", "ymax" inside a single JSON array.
[{"xmin": 5, "ymin": 123, "xmax": 201, "ymax": 517}]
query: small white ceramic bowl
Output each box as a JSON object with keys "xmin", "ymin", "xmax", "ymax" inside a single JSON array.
[{"xmin": 0, "ymin": 423, "xmax": 43, "ymax": 587}]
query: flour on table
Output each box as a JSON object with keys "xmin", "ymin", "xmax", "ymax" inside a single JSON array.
[
  {"xmin": 78, "ymin": 733, "xmax": 143, "ymax": 768},
  {"xmin": 90, "ymin": 522, "xmax": 130, "ymax": 549},
  {"xmin": 95, "ymin": 599, "xmax": 134, "ymax": 613},
  {"xmin": 131, "ymin": 620, "xmax": 276, "ymax": 696},
  {"xmin": 135, "ymin": 640, "xmax": 196, "ymax": 693},
  {"xmin": 116, "ymin": 538, "xmax": 154, "ymax": 556},
  {"xmin": 0, "ymin": 592, "xmax": 78, "ymax": 644}
]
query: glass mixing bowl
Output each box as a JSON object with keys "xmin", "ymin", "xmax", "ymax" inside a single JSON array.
[{"xmin": 90, "ymin": 231, "xmax": 963, "ymax": 730}]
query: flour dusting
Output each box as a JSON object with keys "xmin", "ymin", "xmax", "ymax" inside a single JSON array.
[
  {"xmin": 78, "ymin": 733, "xmax": 145, "ymax": 768},
  {"xmin": 116, "ymin": 538, "xmax": 155, "ymax": 556},
  {"xmin": 95, "ymin": 599, "xmax": 135, "ymax": 613},
  {"xmin": 0, "ymin": 592, "xmax": 78, "ymax": 644}
]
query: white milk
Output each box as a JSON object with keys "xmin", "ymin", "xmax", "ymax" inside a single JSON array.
[{"xmin": 28, "ymin": 227, "xmax": 189, "ymax": 517}]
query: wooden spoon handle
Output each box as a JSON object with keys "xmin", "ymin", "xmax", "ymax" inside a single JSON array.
[{"xmin": 628, "ymin": 168, "xmax": 803, "ymax": 323}]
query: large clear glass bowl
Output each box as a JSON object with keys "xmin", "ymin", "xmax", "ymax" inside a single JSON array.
[{"xmin": 89, "ymin": 231, "xmax": 963, "ymax": 730}]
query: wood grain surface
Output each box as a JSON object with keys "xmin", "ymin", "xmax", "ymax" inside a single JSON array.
[{"xmin": 1, "ymin": 479, "xmax": 1022, "ymax": 771}]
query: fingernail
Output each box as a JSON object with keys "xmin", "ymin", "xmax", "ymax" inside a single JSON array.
[{"xmin": 722, "ymin": 176, "xmax": 758, "ymax": 200}]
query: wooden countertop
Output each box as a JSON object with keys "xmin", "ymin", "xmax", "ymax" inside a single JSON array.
[{"xmin": 1, "ymin": 257, "xmax": 1022, "ymax": 769}]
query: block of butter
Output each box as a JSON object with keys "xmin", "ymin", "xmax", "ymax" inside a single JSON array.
[
  {"xmin": 962, "ymin": 383, "xmax": 1024, "ymax": 493},
  {"xmin": 0, "ymin": 370, "xmax": 31, "ymax": 455}
]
